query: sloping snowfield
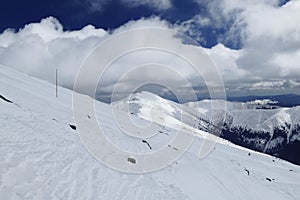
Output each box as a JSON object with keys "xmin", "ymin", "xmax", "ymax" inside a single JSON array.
[{"xmin": 1, "ymin": 65, "xmax": 300, "ymax": 199}]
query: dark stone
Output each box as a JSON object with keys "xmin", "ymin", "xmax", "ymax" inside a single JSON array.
[
  {"xmin": 69, "ymin": 124, "xmax": 77, "ymax": 130},
  {"xmin": 127, "ymin": 157, "xmax": 136, "ymax": 164}
]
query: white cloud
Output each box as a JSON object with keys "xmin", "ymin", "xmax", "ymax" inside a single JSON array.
[
  {"xmin": 186, "ymin": 0, "xmax": 300, "ymax": 94},
  {"xmin": 1, "ymin": 7, "xmax": 300, "ymax": 101},
  {"xmin": 177, "ymin": 15, "xmax": 211, "ymax": 44},
  {"xmin": 205, "ymin": 43, "xmax": 249, "ymax": 82},
  {"xmin": 84, "ymin": 0, "xmax": 172, "ymax": 12},
  {"xmin": 122, "ymin": 0, "xmax": 172, "ymax": 10},
  {"xmin": 0, "ymin": 16, "xmax": 230, "ymax": 101},
  {"xmin": 251, "ymin": 80, "xmax": 286, "ymax": 90},
  {"xmin": 0, "ymin": 17, "xmax": 193, "ymax": 98},
  {"xmin": 250, "ymin": 80, "xmax": 300, "ymax": 91},
  {"xmin": 204, "ymin": 0, "xmax": 300, "ymax": 79},
  {"xmin": 112, "ymin": 16, "xmax": 172, "ymax": 33},
  {"xmin": 0, "ymin": 17, "xmax": 106, "ymax": 47},
  {"xmin": 0, "ymin": 17, "xmax": 107, "ymax": 88}
]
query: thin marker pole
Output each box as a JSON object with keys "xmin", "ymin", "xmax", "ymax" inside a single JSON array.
[{"xmin": 56, "ymin": 69, "xmax": 58, "ymax": 98}]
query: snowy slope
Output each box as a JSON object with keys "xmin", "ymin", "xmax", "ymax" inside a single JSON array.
[
  {"xmin": 1, "ymin": 65, "xmax": 300, "ymax": 199},
  {"xmin": 119, "ymin": 92, "xmax": 300, "ymax": 164},
  {"xmin": 113, "ymin": 92, "xmax": 207, "ymax": 135}
]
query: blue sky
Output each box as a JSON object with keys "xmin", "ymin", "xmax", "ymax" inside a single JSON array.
[
  {"xmin": 0, "ymin": 0, "xmax": 299, "ymax": 101},
  {"xmin": 0, "ymin": 0, "xmax": 243, "ymax": 48}
]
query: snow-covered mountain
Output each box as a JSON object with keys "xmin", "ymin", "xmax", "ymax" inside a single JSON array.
[
  {"xmin": 186, "ymin": 100, "xmax": 300, "ymax": 165},
  {"xmin": 1, "ymin": 65, "xmax": 300, "ymax": 199},
  {"xmin": 118, "ymin": 92, "xmax": 300, "ymax": 165}
]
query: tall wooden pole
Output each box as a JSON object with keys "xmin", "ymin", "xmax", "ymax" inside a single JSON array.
[{"xmin": 56, "ymin": 69, "xmax": 58, "ymax": 98}]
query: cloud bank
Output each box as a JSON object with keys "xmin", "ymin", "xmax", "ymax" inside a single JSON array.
[{"xmin": 0, "ymin": 0, "xmax": 299, "ymax": 102}]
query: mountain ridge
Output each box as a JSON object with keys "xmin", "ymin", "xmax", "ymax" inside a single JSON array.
[{"xmin": 118, "ymin": 91, "xmax": 300, "ymax": 165}]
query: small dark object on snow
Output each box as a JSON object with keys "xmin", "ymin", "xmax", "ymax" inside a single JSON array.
[
  {"xmin": 87, "ymin": 114, "xmax": 91, "ymax": 119},
  {"xmin": 245, "ymin": 169, "xmax": 250, "ymax": 176},
  {"xmin": 160, "ymin": 131, "xmax": 169, "ymax": 135},
  {"xmin": 142, "ymin": 140, "xmax": 152, "ymax": 149},
  {"xmin": 248, "ymin": 153, "xmax": 251, "ymax": 156},
  {"xmin": 0, "ymin": 95, "xmax": 13, "ymax": 103},
  {"xmin": 69, "ymin": 124, "xmax": 77, "ymax": 130},
  {"xmin": 266, "ymin": 178, "xmax": 272, "ymax": 182},
  {"xmin": 127, "ymin": 157, "xmax": 136, "ymax": 164},
  {"xmin": 168, "ymin": 145, "xmax": 179, "ymax": 151}
]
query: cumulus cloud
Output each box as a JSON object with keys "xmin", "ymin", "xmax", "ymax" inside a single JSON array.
[
  {"xmin": 0, "ymin": 17, "xmax": 201, "ymax": 101},
  {"xmin": 204, "ymin": 43, "xmax": 248, "ymax": 82},
  {"xmin": 186, "ymin": 0, "xmax": 300, "ymax": 94},
  {"xmin": 232, "ymin": 0, "xmax": 300, "ymax": 79},
  {"xmin": 202, "ymin": 0, "xmax": 300, "ymax": 79},
  {"xmin": 0, "ymin": 17, "xmax": 106, "ymax": 46},
  {"xmin": 0, "ymin": 16, "xmax": 232, "ymax": 102},
  {"xmin": 0, "ymin": 17, "xmax": 107, "ymax": 88}
]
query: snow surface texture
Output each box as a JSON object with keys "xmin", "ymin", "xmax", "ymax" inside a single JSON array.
[
  {"xmin": 120, "ymin": 92, "xmax": 300, "ymax": 164},
  {"xmin": 1, "ymin": 65, "xmax": 300, "ymax": 199}
]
